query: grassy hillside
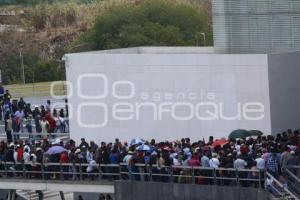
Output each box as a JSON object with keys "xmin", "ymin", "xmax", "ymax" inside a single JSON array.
[
  {"xmin": 0, "ymin": 0, "xmax": 212, "ymax": 84},
  {"xmin": 5, "ymin": 81, "xmax": 67, "ymax": 98}
]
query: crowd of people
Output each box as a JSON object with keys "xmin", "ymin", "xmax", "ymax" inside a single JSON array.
[
  {"xmin": 0, "ymin": 86, "xmax": 298, "ymax": 193},
  {"xmin": 0, "ymin": 88, "xmax": 69, "ymax": 143},
  {"xmin": 0, "ymin": 129, "xmax": 298, "ymax": 187}
]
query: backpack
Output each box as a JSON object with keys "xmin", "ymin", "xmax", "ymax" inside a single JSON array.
[{"xmin": 17, "ymin": 148, "xmax": 24, "ymax": 162}]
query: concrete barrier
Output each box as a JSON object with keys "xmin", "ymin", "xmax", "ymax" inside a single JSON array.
[{"xmin": 115, "ymin": 181, "xmax": 271, "ymax": 200}]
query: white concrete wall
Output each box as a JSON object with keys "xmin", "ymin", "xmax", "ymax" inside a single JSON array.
[{"xmin": 65, "ymin": 49, "xmax": 271, "ymax": 143}]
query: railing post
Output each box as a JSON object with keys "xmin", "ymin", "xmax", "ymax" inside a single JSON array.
[
  {"xmin": 149, "ymin": 165, "xmax": 152, "ymax": 182},
  {"xmin": 258, "ymin": 170, "xmax": 262, "ymax": 189},
  {"xmin": 41, "ymin": 162, "xmax": 45, "ymax": 180},
  {"xmin": 79, "ymin": 162, "xmax": 82, "ymax": 181},
  {"xmin": 213, "ymin": 168, "xmax": 217, "ymax": 185},
  {"xmin": 22, "ymin": 162, "xmax": 26, "ymax": 178},
  {"xmin": 118, "ymin": 164, "xmax": 122, "ymax": 180},
  {"xmin": 98, "ymin": 163, "xmax": 102, "ymax": 181},
  {"xmin": 4, "ymin": 162, "xmax": 7, "ymax": 178},
  {"xmin": 236, "ymin": 169, "xmax": 239, "ymax": 187},
  {"xmin": 170, "ymin": 167, "xmax": 174, "ymax": 183},
  {"xmin": 192, "ymin": 167, "xmax": 195, "ymax": 185},
  {"xmin": 60, "ymin": 163, "xmax": 63, "ymax": 181}
]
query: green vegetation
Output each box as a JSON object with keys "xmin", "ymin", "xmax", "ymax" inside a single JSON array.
[
  {"xmin": 0, "ymin": 0, "xmax": 212, "ymax": 84},
  {"xmin": 0, "ymin": 0, "xmax": 95, "ymax": 6},
  {"xmin": 70, "ymin": 0, "xmax": 212, "ymax": 52},
  {"xmin": 1, "ymin": 54, "xmax": 64, "ymax": 84}
]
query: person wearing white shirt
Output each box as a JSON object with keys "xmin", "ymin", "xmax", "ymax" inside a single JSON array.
[
  {"xmin": 123, "ymin": 152, "xmax": 133, "ymax": 164},
  {"xmin": 255, "ymin": 154, "xmax": 266, "ymax": 171},
  {"xmin": 234, "ymin": 156, "xmax": 247, "ymax": 169},
  {"xmin": 209, "ymin": 153, "xmax": 220, "ymax": 169},
  {"xmin": 23, "ymin": 148, "xmax": 31, "ymax": 178},
  {"xmin": 86, "ymin": 150, "xmax": 93, "ymax": 163},
  {"xmin": 172, "ymin": 154, "xmax": 180, "ymax": 166},
  {"xmin": 40, "ymin": 118, "xmax": 49, "ymax": 136},
  {"xmin": 23, "ymin": 149, "xmax": 31, "ymax": 164}
]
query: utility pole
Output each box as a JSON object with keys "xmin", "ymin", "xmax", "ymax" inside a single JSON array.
[
  {"xmin": 201, "ymin": 32, "xmax": 206, "ymax": 46},
  {"xmin": 19, "ymin": 49, "xmax": 25, "ymax": 85}
]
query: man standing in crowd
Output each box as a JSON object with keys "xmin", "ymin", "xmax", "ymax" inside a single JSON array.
[
  {"xmin": 4, "ymin": 90, "xmax": 11, "ymax": 102},
  {"xmin": 17, "ymin": 97, "xmax": 26, "ymax": 110},
  {"xmin": 287, "ymin": 150, "xmax": 300, "ymax": 175},
  {"xmin": 46, "ymin": 100, "xmax": 51, "ymax": 113},
  {"xmin": 14, "ymin": 107, "xmax": 25, "ymax": 134},
  {"xmin": 255, "ymin": 153, "xmax": 265, "ymax": 171},
  {"xmin": 5, "ymin": 115, "xmax": 12, "ymax": 143},
  {"xmin": 0, "ymin": 83, "xmax": 4, "ymax": 120},
  {"xmin": 209, "ymin": 153, "xmax": 220, "ymax": 168},
  {"xmin": 267, "ymin": 153, "xmax": 279, "ymax": 178}
]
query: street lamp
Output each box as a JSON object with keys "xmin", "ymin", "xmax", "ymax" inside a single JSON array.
[
  {"xmin": 19, "ymin": 44, "xmax": 25, "ymax": 85},
  {"xmin": 201, "ymin": 32, "xmax": 206, "ymax": 46}
]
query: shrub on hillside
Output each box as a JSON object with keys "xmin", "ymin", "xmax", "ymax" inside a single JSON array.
[{"xmin": 69, "ymin": 0, "xmax": 212, "ymax": 52}]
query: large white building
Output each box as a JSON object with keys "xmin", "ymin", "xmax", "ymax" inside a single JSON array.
[
  {"xmin": 213, "ymin": 0, "xmax": 300, "ymax": 54},
  {"xmin": 63, "ymin": 47, "xmax": 300, "ymax": 142}
]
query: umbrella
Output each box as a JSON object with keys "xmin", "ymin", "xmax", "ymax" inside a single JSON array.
[
  {"xmin": 46, "ymin": 146, "xmax": 66, "ymax": 155},
  {"xmin": 51, "ymin": 138, "xmax": 61, "ymax": 145},
  {"xmin": 228, "ymin": 129, "xmax": 250, "ymax": 139},
  {"xmin": 129, "ymin": 138, "xmax": 144, "ymax": 146},
  {"xmin": 248, "ymin": 130, "xmax": 263, "ymax": 137},
  {"xmin": 211, "ymin": 138, "xmax": 228, "ymax": 147},
  {"xmin": 136, "ymin": 144, "xmax": 151, "ymax": 151}
]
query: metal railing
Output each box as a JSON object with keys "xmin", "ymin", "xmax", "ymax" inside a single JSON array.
[
  {"xmin": 265, "ymin": 171, "xmax": 298, "ymax": 200},
  {"xmin": 0, "ymin": 122, "xmax": 70, "ymax": 139},
  {"xmin": 0, "ymin": 162, "xmax": 264, "ymax": 188},
  {"xmin": 0, "ymin": 132, "xmax": 70, "ymax": 142},
  {"xmin": 285, "ymin": 166, "xmax": 300, "ymax": 199}
]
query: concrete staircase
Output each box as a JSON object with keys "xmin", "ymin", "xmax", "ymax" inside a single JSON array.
[
  {"xmin": 271, "ymin": 193, "xmax": 297, "ymax": 200},
  {"xmin": 16, "ymin": 190, "xmax": 73, "ymax": 200}
]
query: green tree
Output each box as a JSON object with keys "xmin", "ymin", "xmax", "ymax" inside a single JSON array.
[
  {"xmin": 69, "ymin": 0, "xmax": 212, "ymax": 52},
  {"xmin": 0, "ymin": 54, "xmax": 63, "ymax": 84}
]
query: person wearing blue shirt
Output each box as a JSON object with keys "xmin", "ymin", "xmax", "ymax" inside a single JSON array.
[
  {"xmin": 0, "ymin": 84, "xmax": 4, "ymax": 99},
  {"xmin": 267, "ymin": 153, "xmax": 279, "ymax": 178}
]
